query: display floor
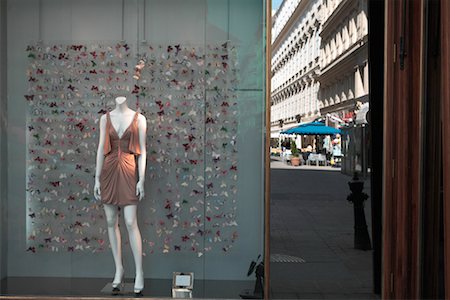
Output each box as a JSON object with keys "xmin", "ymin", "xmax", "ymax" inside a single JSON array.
[{"xmin": 0, "ymin": 277, "xmax": 254, "ymax": 299}]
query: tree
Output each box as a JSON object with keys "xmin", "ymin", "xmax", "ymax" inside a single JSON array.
[{"xmin": 290, "ymin": 140, "xmax": 300, "ymax": 157}]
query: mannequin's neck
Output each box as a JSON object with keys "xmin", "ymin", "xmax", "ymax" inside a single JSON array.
[{"xmin": 115, "ymin": 101, "xmax": 132, "ymax": 113}]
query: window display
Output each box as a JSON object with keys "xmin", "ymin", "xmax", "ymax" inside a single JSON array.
[
  {"xmin": 25, "ymin": 41, "xmax": 240, "ymax": 256},
  {"xmin": 1, "ymin": 0, "xmax": 266, "ymax": 298}
]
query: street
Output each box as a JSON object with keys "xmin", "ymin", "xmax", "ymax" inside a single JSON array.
[{"xmin": 270, "ymin": 160, "xmax": 378, "ymax": 299}]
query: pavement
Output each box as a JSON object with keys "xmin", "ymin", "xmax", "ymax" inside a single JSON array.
[
  {"xmin": 269, "ymin": 158, "xmax": 379, "ymax": 299},
  {"xmin": 270, "ymin": 158, "xmax": 341, "ymax": 171}
]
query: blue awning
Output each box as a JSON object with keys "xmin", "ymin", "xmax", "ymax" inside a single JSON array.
[{"xmin": 280, "ymin": 121, "xmax": 341, "ymax": 135}]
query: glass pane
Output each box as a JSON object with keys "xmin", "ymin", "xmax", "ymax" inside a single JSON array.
[
  {"xmin": 203, "ymin": 0, "xmax": 266, "ymax": 298},
  {"xmin": 2, "ymin": 0, "xmax": 266, "ymax": 298}
]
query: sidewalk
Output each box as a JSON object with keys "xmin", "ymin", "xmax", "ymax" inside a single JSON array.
[
  {"xmin": 270, "ymin": 157, "xmax": 341, "ymax": 171},
  {"xmin": 270, "ymin": 165, "xmax": 377, "ymax": 299}
]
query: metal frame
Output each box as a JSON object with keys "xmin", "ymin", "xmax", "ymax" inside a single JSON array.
[
  {"xmin": 441, "ymin": 0, "xmax": 450, "ymax": 297},
  {"xmin": 264, "ymin": 0, "xmax": 272, "ymax": 298}
]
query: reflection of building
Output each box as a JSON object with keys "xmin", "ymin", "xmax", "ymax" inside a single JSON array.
[
  {"xmin": 270, "ymin": 0, "xmax": 322, "ymax": 139},
  {"xmin": 270, "ymin": 0, "xmax": 369, "ymax": 138},
  {"xmin": 318, "ymin": 0, "xmax": 368, "ymax": 127}
]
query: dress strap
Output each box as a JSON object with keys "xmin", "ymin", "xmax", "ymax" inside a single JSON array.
[
  {"xmin": 103, "ymin": 112, "xmax": 112, "ymax": 155},
  {"xmin": 128, "ymin": 111, "xmax": 141, "ymax": 155}
]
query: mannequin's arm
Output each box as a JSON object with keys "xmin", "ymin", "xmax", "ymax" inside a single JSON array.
[
  {"xmin": 136, "ymin": 114, "xmax": 147, "ymax": 201},
  {"xmin": 94, "ymin": 115, "xmax": 107, "ymax": 201}
]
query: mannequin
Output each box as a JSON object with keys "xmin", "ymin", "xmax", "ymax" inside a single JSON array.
[{"xmin": 94, "ymin": 95, "xmax": 147, "ymax": 296}]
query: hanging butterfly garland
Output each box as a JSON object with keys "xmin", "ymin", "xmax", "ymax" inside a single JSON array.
[{"xmin": 25, "ymin": 42, "xmax": 133, "ymax": 253}]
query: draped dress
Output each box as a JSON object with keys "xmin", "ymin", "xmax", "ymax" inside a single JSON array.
[{"xmin": 100, "ymin": 111, "xmax": 141, "ymax": 206}]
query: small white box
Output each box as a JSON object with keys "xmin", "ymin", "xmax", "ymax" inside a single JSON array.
[{"xmin": 172, "ymin": 272, "xmax": 194, "ymax": 298}]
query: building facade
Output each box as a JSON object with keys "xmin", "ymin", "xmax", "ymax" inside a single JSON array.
[
  {"xmin": 270, "ymin": 0, "xmax": 369, "ymax": 138},
  {"xmin": 270, "ymin": 0, "xmax": 322, "ymax": 139},
  {"xmin": 318, "ymin": 0, "xmax": 368, "ymax": 126}
]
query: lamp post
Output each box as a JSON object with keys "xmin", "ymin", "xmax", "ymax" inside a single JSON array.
[{"xmin": 347, "ymin": 172, "xmax": 372, "ymax": 250}]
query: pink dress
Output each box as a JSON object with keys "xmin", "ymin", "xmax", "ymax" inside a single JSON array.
[{"xmin": 100, "ymin": 111, "xmax": 141, "ymax": 206}]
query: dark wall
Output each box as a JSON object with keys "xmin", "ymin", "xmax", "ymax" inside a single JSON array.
[
  {"xmin": 0, "ymin": 0, "xmax": 8, "ymax": 283},
  {"xmin": 368, "ymin": 0, "xmax": 384, "ymax": 295}
]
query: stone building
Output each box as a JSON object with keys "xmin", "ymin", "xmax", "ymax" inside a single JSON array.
[
  {"xmin": 270, "ymin": 0, "xmax": 322, "ymax": 139},
  {"xmin": 318, "ymin": 0, "xmax": 369, "ymax": 126},
  {"xmin": 270, "ymin": 0, "xmax": 369, "ymax": 139}
]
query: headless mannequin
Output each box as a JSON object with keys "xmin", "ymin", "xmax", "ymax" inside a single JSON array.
[{"xmin": 94, "ymin": 96, "xmax": 147, "ymax": 295}]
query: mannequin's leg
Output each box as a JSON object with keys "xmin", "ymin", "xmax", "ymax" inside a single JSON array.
[
  {"xmin": 123, "ymin": 205, "xmax": 144, "ymax": 291},
  {"xmin": 103, "ymin": 204, "xmax": 124, "ymax": 285}
]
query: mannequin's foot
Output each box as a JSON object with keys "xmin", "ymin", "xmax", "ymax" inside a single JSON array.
[
  {"xmin": 134, "ymin": 290, "xmax": 144, "ymax": 298},
  {"xmin": 111, "ymin": 266, "xmax": 124, "ymax": 294},
  {"xmin": 134, "ymin": 271, "xmax": 144, "ymax": 297}
]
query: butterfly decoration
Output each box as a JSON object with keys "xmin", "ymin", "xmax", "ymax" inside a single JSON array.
[
  {"xmin": 26, "ymin": 246, "xmax": 37, "ymax": 253},
  {"xmin": 70, "ymin": 45, "xmax": 83, "ymax": 51},
  {"xmin": 140, "ymin": 45, "xmax": 237, "ymax": 256}
]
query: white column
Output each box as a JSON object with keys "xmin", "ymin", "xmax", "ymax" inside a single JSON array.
[
  {"xmin": 305, "ymin": 82, "xmax": 310, "ymax": 115},
  {"xmin": 309, "ymin": 81, "xmax": 313, "ymax": 113},
  {"xmin": 300, "ymin": 85, "xmax": 304, "ymax": 116},
  {"xmin": 354, "ymin": 65, "xmax": 364, "ymax": 98},
  {"xmin": 296, "ymin": 135, "xmax": 302, "ymax": 150},
  {"xmin": 363, "ymin": 61, "xmax": 369, "ymax": 94}
]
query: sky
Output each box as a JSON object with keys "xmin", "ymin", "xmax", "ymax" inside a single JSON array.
[{"xmin": 272, "ymin": 0, "xmax": 283, "ymax": 15}]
